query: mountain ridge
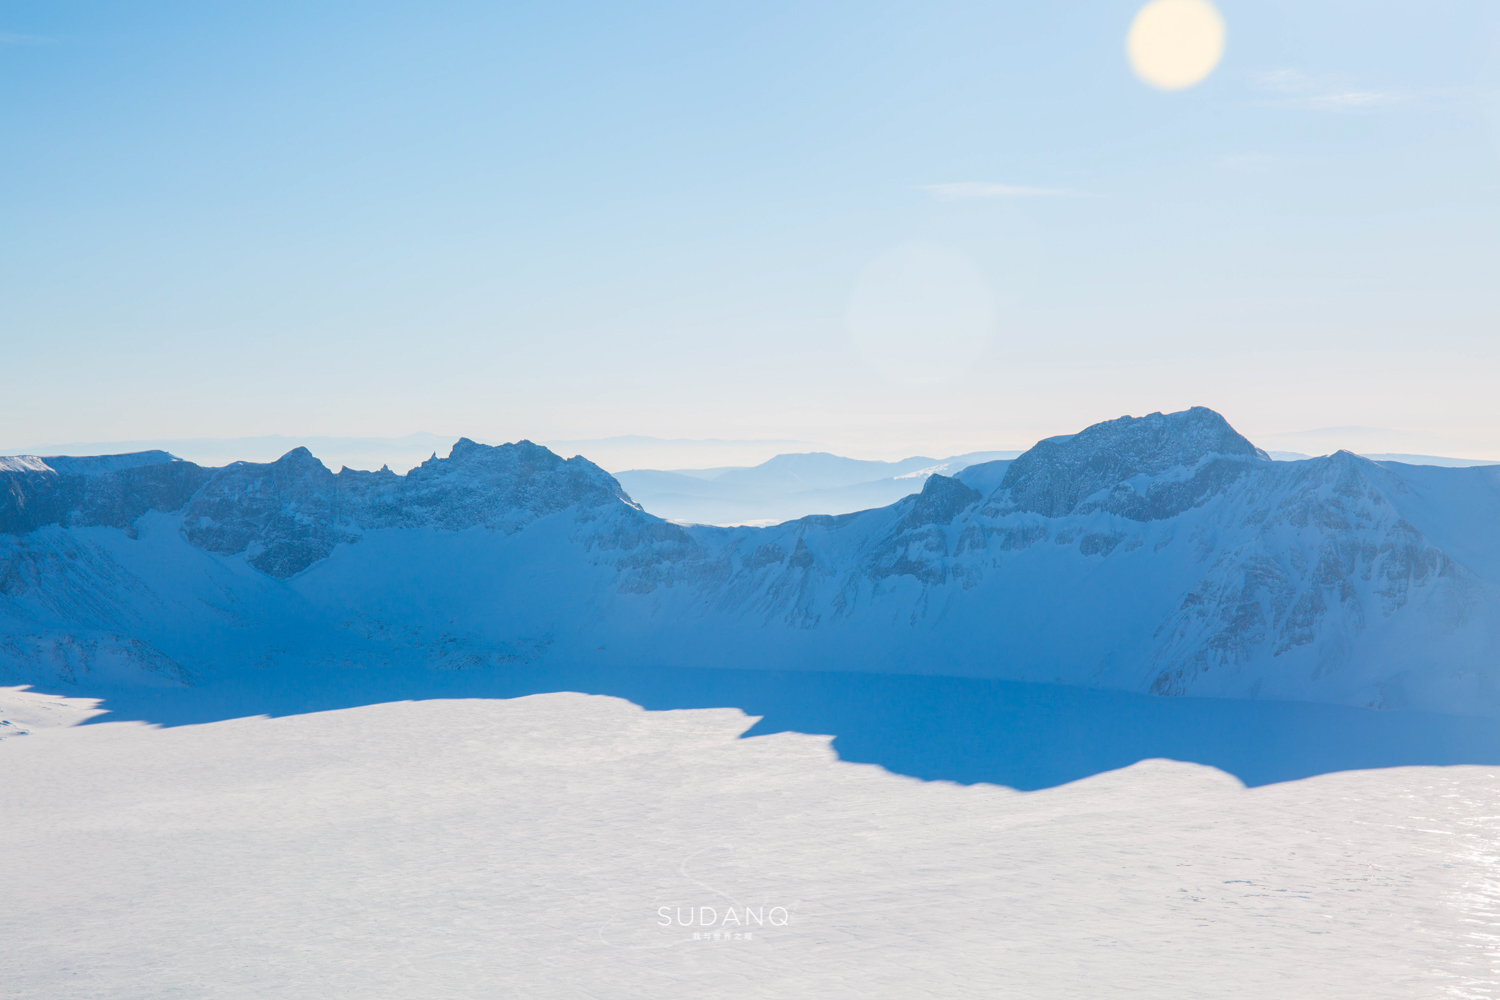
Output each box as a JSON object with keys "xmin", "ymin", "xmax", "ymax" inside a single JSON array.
[{"xmin": 4, "ymin": 408, "xmax": 1498, "ymax": 716}]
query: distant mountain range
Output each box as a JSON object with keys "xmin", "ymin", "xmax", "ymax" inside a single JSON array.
[
  {"xmin": 614, "ymin": 451, "xmax": 1019, "ymax": 525},
  {"xmin": 3, "ymin": 407, "xmax": 1499, "ymax": 715},
  {"xmin": 1266, "ymin": 451, "xmax": 1499, "ymax": 468}
]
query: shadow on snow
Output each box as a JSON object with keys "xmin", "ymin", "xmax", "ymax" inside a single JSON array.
[{"xmin": 31, "ymin": 662, "xmax": 1500, "ymax": 791}]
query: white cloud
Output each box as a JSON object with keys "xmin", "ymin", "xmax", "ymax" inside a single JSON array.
[
  {"xmin": 1293, "ymin": 91, "xmax": 1404, "ymax": 111},
  {"xmin": 1252, "ymin": 68, "xmax": 1407, "ymax": 112},
  {"xmin": 920, "ymin": 183, "xmax": 1080, "ymax": 201}
]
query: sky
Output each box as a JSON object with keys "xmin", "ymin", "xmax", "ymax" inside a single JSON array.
[{"xmin": 3, "ymin": 0, "xmax": 1499, "ymax": 464}]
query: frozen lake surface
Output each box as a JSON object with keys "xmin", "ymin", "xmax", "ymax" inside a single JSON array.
[{"xmin": 4, "ymin": 672, "xmax": 1500, "ymax": 998}]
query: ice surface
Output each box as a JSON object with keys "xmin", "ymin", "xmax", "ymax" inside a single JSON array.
[{"xmin": 2, "ymin": 691, "xmax": 1498, "ymax": 998}]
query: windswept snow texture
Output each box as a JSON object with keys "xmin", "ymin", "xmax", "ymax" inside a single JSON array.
[{"xmin": 4, "ymin": 407, "xmax": 1500, "ymax": 715}]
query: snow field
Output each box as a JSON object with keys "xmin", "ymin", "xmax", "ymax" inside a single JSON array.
[{"xmin": 3, "ymin": 692, "xmax": 1498, "ymax": 998}]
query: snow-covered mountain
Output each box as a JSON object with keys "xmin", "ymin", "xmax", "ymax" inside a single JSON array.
[{"xmin": 4, "ymin": 407, "xmax": 1499, "ymax": 715}]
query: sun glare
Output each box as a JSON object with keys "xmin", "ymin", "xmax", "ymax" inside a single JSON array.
[{"xmin": 1127, "ymin": 0, "xmax": 1226, "ymax": 91}]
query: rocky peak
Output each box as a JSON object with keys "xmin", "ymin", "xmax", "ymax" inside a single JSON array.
[
  {"xmin": 398, "ymin": 439, "xmax": 630, "ymax": 518},
  {"xmin": 181, "ymin": 439, "xmax": 636, "ymax": 578},
  {"xmin": 278, "ymin": 446, "xmax": 320, "ymax": 463},
  {"xmin": 1000, "ymin": 407, "xmax": 1266, "ymax": 518},
  {"xmin": 182, "ymin": 450, "xmax": 346, "ymax": 578},
  {"xmin": 269, "ymin": 447, "xmax": 336, "ymax": 487},
  {"xmin": 906, "ymin": 473, "xmax": 981, "ymax": 527}
]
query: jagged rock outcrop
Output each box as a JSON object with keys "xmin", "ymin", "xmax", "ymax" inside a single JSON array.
[
  {"xmin": 905, "ymin": 473, "xmax": 981, "ymax": 527},
  {"xmin": 0, "ymin": 453, "xmax": 212, "ymax": 536},
  {"xmin": 1143, "ymin": 450, "xmax": 1474, "ymax": 696},
  {"xmin": 183, "ymin": 439, "xmax": 637, "ymax": 577},
  {"xmin": 182, "ymin": 447, "xmax": 358, "ymax": 578},
  {"xmin": 4, "ymin": 409, "xmax": 1499, "ymax": 715},
  {"xmin": 4, "ymin": 439, "xmax": 638, "ymax": 578}
]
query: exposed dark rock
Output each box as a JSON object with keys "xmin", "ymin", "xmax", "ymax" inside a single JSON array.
[
  {"xmin": 1000, "ymin": 407, "xmax": 1267, "ymax": 519},
  {"xmin": 181, "ymin": 439, "xmax": 637, "ymax": 578},
  {"xmin": 905, "ymin": 474, "xmax": 981, "ymax": 527},
  {"xmin": 0, "ymin": 456, "xmax": 213, "ymax": 535},
  {"xmin": 182, "ymin": 448, "xmax": 354, "ymax": 578}
]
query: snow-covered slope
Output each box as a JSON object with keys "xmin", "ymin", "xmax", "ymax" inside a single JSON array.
[
  {"xmin": 4, "ymin": 408, "xmax": 1498, "ymax": 714},
  {"xmin": 6, "ymin": 691, "xmax": 1497, "ymax": 999}
]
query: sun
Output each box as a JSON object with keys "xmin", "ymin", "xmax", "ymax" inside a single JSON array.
[{"xmin": 1127, "ymin": 0, "xmax": 1226, "ymax": 91}]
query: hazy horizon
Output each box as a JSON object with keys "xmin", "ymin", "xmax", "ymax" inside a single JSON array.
[
  {"xmin": 4, "ymin": 1, "xmax": 1498, "ymax": 459},
  {"xmin": 6, "ymin": 419, "xmax": 1500, "ymax": 475}
]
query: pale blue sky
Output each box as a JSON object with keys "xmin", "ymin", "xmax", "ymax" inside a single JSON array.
[{"xmin": 3, "ymin": 1, "xmax": 1498, "ymax": 460}]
